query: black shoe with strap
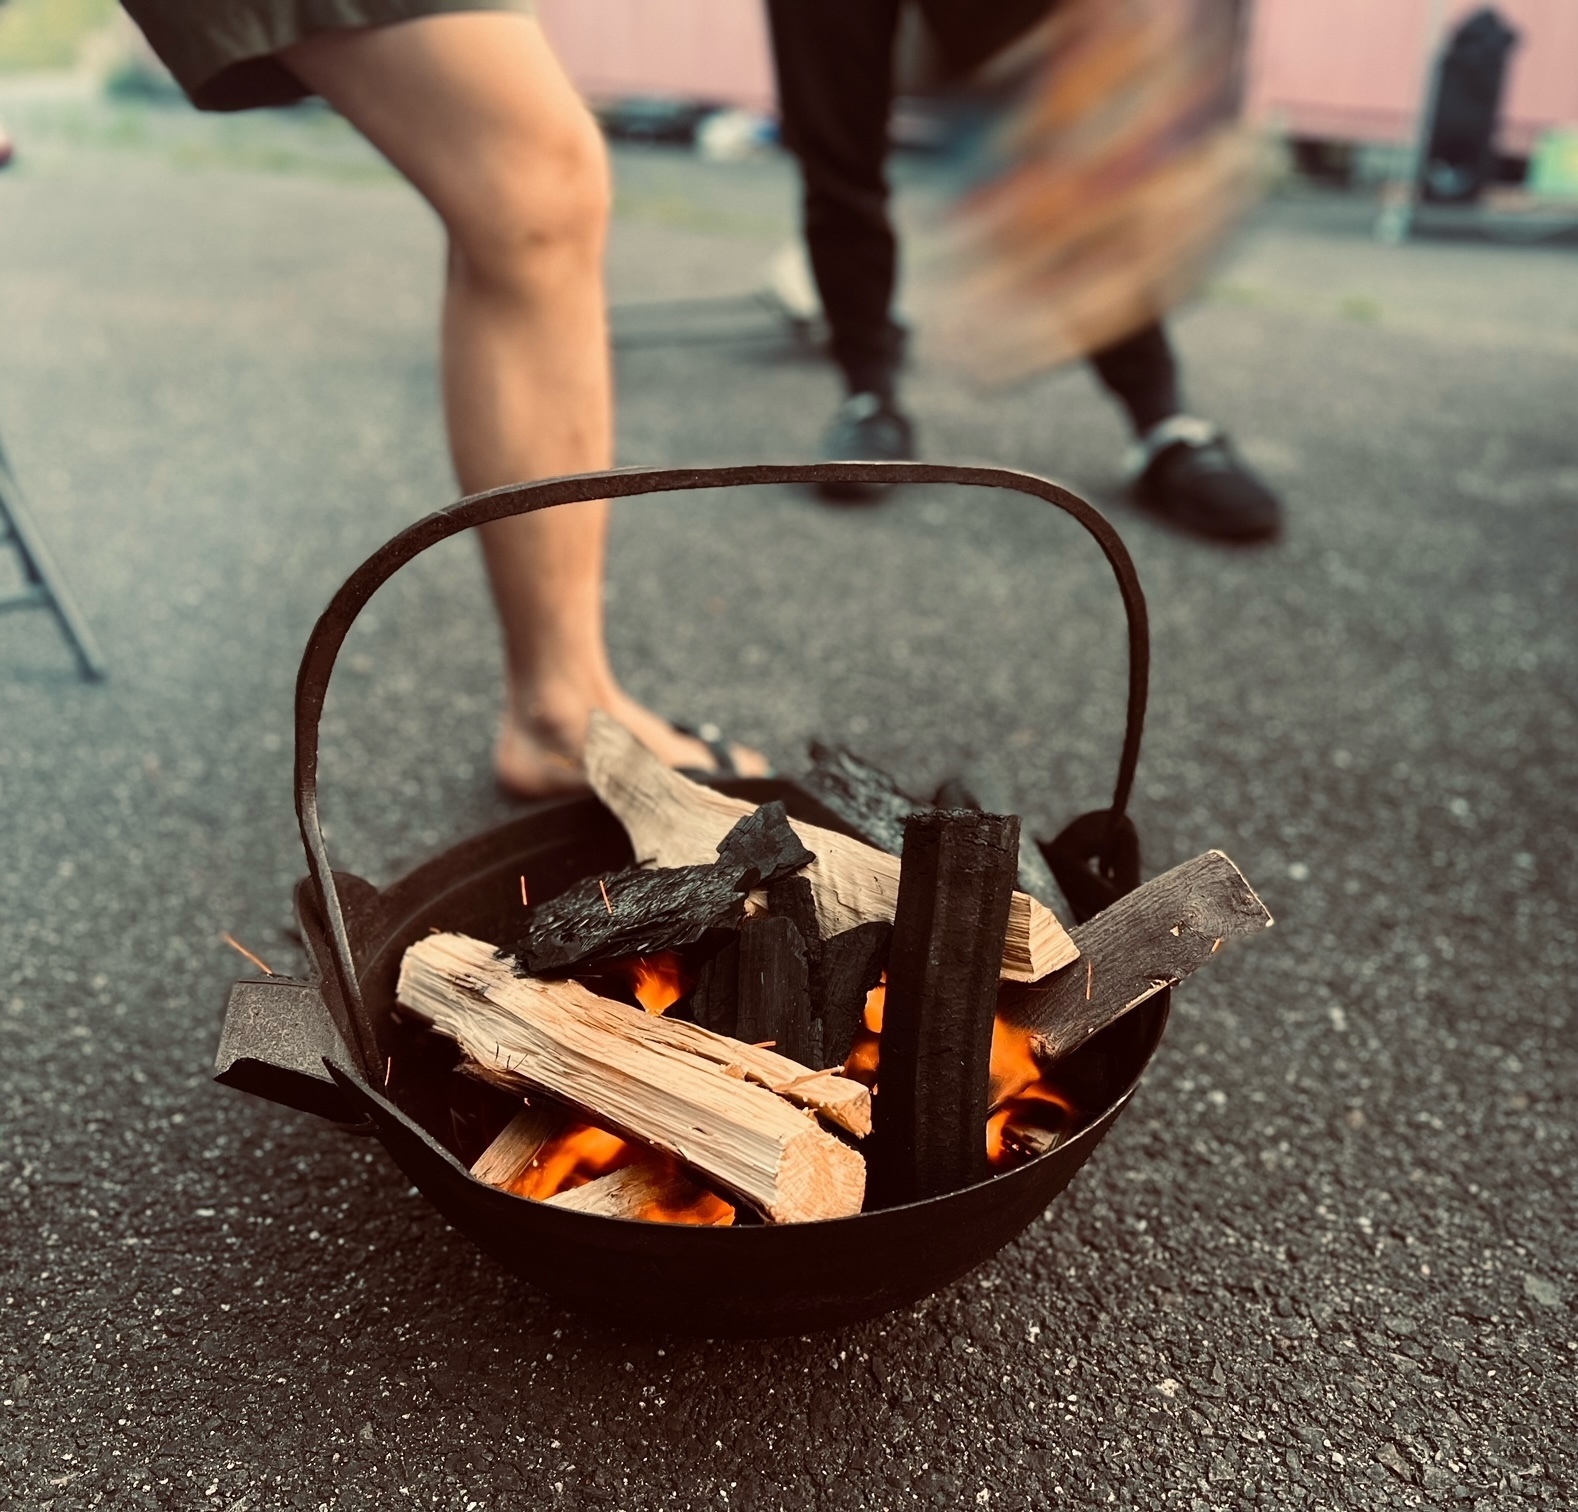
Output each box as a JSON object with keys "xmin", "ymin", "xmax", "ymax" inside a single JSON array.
[
  {"xmin": 1128, "ymin": 415, "xmax": 1283, "ymax": 543},
  {"xmin": 815, "ymin": 392, "xmax": 918, "ymax": 504}
]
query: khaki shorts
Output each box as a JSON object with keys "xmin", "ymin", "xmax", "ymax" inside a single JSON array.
[{"xmin": 122, "ymin": 0, "xmax": 537, "ymax": 112}]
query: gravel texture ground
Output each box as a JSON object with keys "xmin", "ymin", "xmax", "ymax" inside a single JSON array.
[{"xmin": 1, "ymin": 91, "xmax": 1575, "ymax": 1512}]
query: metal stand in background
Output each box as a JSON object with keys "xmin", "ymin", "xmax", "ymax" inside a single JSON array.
[{"xmin": 0, "ymin": 432, "xmax": 106, "ymax": 681}]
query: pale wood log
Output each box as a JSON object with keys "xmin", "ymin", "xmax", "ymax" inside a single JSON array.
[
  {"xmin": 997, "ymin": 850, "xmax": 1273, "ymax": 1063},
  {"xmin": 470, "ymin": 1103, "xmax": 564, "ymax": 1189},
  {"xmin": 544, "ymin": 1164, "xmax": 735, "ymax": 1225},
  {"xmin": 584, "ymin": 712, "xmax": 1077, "ymax": 982},
  {"xmin": 397, "ymin": 933, "xmax": 867, "ymax": 1223}
]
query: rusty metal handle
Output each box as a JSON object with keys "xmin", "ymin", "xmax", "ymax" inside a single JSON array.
[{"xmin": 293, "ymin": 461, "xmax": 1151, "ymax": 1077}]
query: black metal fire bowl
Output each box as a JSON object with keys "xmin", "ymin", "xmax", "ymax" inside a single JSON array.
[{"xmin": 216, "ymin": 460, "xmax": 1169, "ymax": 1337}]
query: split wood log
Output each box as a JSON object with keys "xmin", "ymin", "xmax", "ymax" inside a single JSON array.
[
  {"xmin": 997, "ymin": 850, "xmax": 1273, "ymax": 1063},
  {"xmin": 736, "ymin": 915, "xmax": 817, "ymax": 1067},
  {"xmin": 398, "ymin": 933, "xmax": 869, "ymax": 1222},
  {"xmin": 470, "ymin": 1103, "xmax": 564, "ymax": 1189},
  {"xmin": 543, "ymin": 1164, "xmax": 735, "ymax": 1225},
  {"xmin": 872, "ymin": 811, "xmax": 1022, "ymax": 1205},
  {"xmin": 813, "ymin": 921, "xmax": 892, "ymax": 1066},
  {"xmin": 585, "ymin": 712, "xmax": 1076, "ymax": 982}
]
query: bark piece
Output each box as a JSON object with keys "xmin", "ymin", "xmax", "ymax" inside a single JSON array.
[
  {"xmin": 585, "ymin": 712, "xmax": 1076, "ymax": 981},
  {"xmin": 736, "ymin": 915, "xmax": 817, "ymax": 1068},
  {"xmin": 543, "ymin": 1164, "xmax": 735, "ymax": 1225},
  {"xmin": 470, "ymin": 1102, "xmax": 565, "ymax": 1189},
  {"xmin": 813, "ymin": 921, "xmax": 892, "ymax": 1066},
  {"xmin": 998, "ymin": 850, "xmax": 1273, "ymax": 1062},
  {"xmin": 508, "ymin": 862, "xmax": 743, "ymax": 976},
  {"xmin": 872, "ymin": 811, "xmax": 1022, "ymax": 1205},
  {"xmin": 716, "ymin": 800, "xmax": 816, "ymax": 890},
  {"xmin": 398, "ymin": 932, "xmax": 869, "ymax": 1221}
]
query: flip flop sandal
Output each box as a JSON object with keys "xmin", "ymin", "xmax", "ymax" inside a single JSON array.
[{"xmin": 673, "ymin": 720, "xmax": 773, "ymax": 781}]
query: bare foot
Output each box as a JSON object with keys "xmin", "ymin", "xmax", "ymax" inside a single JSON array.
[{"xmin": 494, "ymin": 690, "xmax": 769, "ymax": 799}]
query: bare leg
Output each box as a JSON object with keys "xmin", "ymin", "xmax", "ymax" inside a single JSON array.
[{"xmin": 283, "ymin": 15, "xmax": 764, "ymax": 793}]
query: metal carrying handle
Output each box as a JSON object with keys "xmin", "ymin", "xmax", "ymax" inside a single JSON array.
[{"xmin": 293, "ymin": 461, "xmax": 1151, "ymax": 1077}]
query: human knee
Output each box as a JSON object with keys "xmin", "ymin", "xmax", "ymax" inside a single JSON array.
[{"xmin": 450, "ymin": 112, "xmax": 610, "ymax": 289}]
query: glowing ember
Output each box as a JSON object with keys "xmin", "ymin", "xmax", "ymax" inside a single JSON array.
[
  {"xmin": 841, "ymin": 977, "xmax": 1078, "ymax": 1167},
  {"xmin": 841, "ymin": 977, "xmax": 885, "ymax": 1087},
  {"xmin": 985, "ymin": 1018, "xmax": 1076, "ymax": 1169},
  {"xmin": 635, "ymin": 1182, "xmax": 735, "ymax": 1227},
  {"xmin": 628, "ymin": 951, "xmax": 687, "ymax": 1015},
  {"xmin": 506, "ymin": 1121, "xmax": 635, "ymax": 1200}
]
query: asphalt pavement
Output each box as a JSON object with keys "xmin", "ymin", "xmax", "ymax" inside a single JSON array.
[{"xmin": 1, "ymin": 91, "xmax": 1575, "ymax": 1512}]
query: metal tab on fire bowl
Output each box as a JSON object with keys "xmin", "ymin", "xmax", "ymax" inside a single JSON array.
[{"xmin": 216, "ymin": 461, "xmax": 1271, "ymax": 1337}]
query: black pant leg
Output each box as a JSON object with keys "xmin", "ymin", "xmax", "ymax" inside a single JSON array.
[
  {"xmin": 764, "ymin": 0, "xmax": 907, "ymax": 397},
  {"xmin": 1087, "ymin": 322, "xmax": 1183, "ymax": 437}
]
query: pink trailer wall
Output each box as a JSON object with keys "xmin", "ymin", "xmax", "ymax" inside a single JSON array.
[
  {"xmin": 1243, "ymin": 0, "xmax": 1578, "ymax": 154},
  {"xmin": 539, "ymin": 0, "xmax": 1578, "ymax": 155},
  {"xmin": 536, "ymin": 0, "xmax": 777, "ymax": 113}
]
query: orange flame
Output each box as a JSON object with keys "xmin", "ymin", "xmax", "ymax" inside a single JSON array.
[
  {"xmin": 635, "ymin": 1180, "xmax": 736, "ymax": 1227},
  {"xmin": 986, "ymin": 1017, "xmax": 1076, "ymax": 1169},
  {"xmin": 841, "ymin": 976, "xmax": 1077, "ymax": 1167},
  {"xmin": 506, "ymin": 1121, "xmax": 635, "ymax": 1200},
  {"xmin": 841, "ymin": 977, "xmax": 885, "ymax": 1086},
  {"xmin": 629, "ymin": 951, "xmax": 687, "ymax": 1015}
]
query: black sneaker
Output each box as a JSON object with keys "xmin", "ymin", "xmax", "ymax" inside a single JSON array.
[
  {"xmin": 815, "ymin": 392, "xmax": 917, "ymax": 504},
  {"xmin": 1129, "ymin": 416, "xmax": 1282, "ymax": 543}
]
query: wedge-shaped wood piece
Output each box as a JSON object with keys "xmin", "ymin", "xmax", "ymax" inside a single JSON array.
[
  {"xmin": 736, "ymin": 915, "xmax": 817, "ymax": 1068},
  {"xmin": 998, "ymin": 850, "xmax": 1273, "ymax": 1063},
  {"xmin": 399, "ymin": 933, "xmax": 869, "ymax": 1222},
  {"xmin": 584, "ymin": 712, "xmax": 1076, "ymax": 982},
  {"xmin": 543, "ymin": 1164, "xmax": 735, "ymax": 1225},
  {"xmin": 814, "ymin": 921, "xmax": 891, "ymax": 1066},
  {"xmin": 872, "ymin": 811, "xmax": 1022, "ymax": 1205},
  {"xmin": 470, "ymin": 1103, "xmax": 565, "ymax": 1189}
]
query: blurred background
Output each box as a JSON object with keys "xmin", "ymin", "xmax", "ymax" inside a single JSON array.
[{"xmin": 1, "ymin": 5, "xmax": 1575, "ymax": 1510}]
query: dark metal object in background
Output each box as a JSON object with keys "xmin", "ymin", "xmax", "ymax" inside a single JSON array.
[
  {"xmin": 1423, "ymin": 7, "xmax": 1519, "ymax": 205},
  {"xmin": 219, "ymin": 460, "xmax": 1164, "ymax": 1335},
  {"xmin": 0, "ymin": 430, "xmax": 106, "ymax": 680}
]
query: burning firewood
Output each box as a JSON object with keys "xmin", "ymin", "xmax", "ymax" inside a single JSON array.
[
  {"xmin": 998, "ymin": 850, "xmax": 1274, "ymax": 1061},
  {"xmin": 871, "ymin": 811, "xmax": 1023, "ymax": 1205},
  {"xmin": 397, "ymin": 932, "xmax": 868, "ymax": 1223},
  {"xmin": 584, "ymin": 712, "xmax": 1077, "ymax": 982},
  {"xmin": 506, "ymin": 802, "xmax": 814, "ymax": 976},
  {"xmin": 544, "ymin": 1164, "xmax": 735, "ymax": 1225},
  {"xmin": 470, "ymin": 1103, "xmax": 564, "ymax": 1187},
  {"xmin": 736, "ymin": 915, "xmax": 817, "ymax": 1066},
  {"xmin": 813, "ymin": 921, "xmax": 891, "ymax": 1065}
]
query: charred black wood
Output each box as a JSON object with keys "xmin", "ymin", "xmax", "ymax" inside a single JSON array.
[
  {"xmin": 506, "ymin": 864, "xmax": 744, "ymax": 976},
  {"xmin": 687, "ymin": 934, "xmax": 740, "ymax": 1037},
  {"xmin": 932, "ymin": 771, "xmax": 1060, "ymax": 908},
  {"xmin": 801, "ymin": 742, "xmax": 917, "ymax": 856},
  {"xmin": 998, "ymin": 849, "xmax": 1272, "ymax": 1062},
  {"xmin": 766, "ymin": 874, "xmax": 822, "ymax": 962},
  {"xmin": 872, "ymin": 810, "xmax": 1021, "ymax": 1205},
  {"xmin": 813, "ymin": 921, "xmax": 891, "ymax": 1066},
  {"xmin": 736, "ymin": 916, "xmax": 816, "ymax": 1067},
  {"xmin": 715, "ymin": 801, "xmax": 815, "ymax": 890}
]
